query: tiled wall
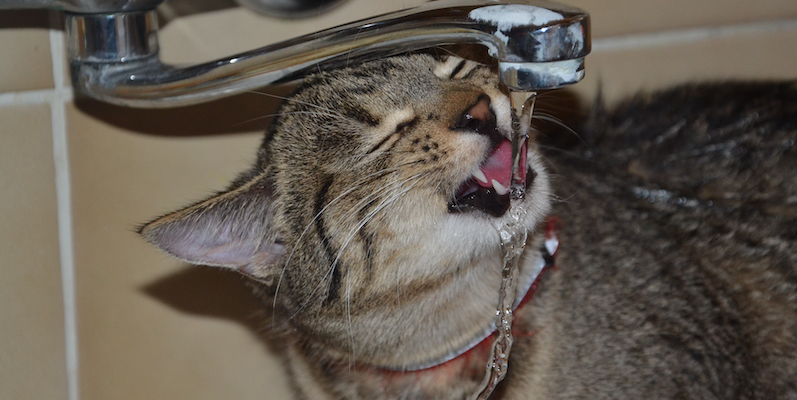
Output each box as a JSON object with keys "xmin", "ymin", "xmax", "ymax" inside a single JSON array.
[
  {"xmin": 0, "ymin": 11, "xmax": 68, "ymax": 400},
  {"xmin": 1, "ymin": 1, "xmax": 795, "ymax": 399}
]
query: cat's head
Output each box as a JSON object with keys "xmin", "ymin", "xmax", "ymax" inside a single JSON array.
[{"xmin": 140, "ymin": 54, "xmax": 551, "ymax": 370}]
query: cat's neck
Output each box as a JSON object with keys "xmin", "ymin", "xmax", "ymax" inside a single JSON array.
[
  {"xmin": 387, "ymin": 238, "xmax": 556, "ymax": 371},
  {"xmin": 300, "ymin": 242, "xmax": 557, "ymax": 400},
  {"xmin": 297, "ymin": 224, "xmax": 559, "ymax": 399},
  {"xmin": 390, "ymin": 219, "xmax": 559, "ymax": 372}
]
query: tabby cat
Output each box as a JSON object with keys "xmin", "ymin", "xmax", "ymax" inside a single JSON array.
[{"xmin": 140, "ymin": 54, "xmax": 797, "ymax": 399}]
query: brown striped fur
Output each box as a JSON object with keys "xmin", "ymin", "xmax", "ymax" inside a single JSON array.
[{"xmin": 141, "ymin": 55, "xmax": 797, "ymax": 399}]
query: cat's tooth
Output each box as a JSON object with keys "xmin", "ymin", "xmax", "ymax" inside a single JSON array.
[
  {"xmin": 473, "ymin": 169, "xmax": 489, "ymax": 184},
  {"xmin": 491, "ymin": 179, "xmax": 508, "ymax": 196}
]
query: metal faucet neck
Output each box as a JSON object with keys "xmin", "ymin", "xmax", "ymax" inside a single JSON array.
[{"xmin": 2, "ymin": 0, "xmax": 590, "ymax": 107}]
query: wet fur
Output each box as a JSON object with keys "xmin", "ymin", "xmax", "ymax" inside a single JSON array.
[{"xmin": 141, "ymin": 55, "xmax": 797, "ymax": 399}]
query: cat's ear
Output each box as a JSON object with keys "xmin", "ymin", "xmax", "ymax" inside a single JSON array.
[{"xmin": 139, "ymin": 172, "xmax": 283, "ymax": 282}]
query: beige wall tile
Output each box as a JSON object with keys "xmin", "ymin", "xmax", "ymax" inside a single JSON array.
[
  {"xmin": 567, "ymin": 0, "xmax": 797, "ymax": 38},
  {"xmin": 158, "ymin": 0, "xmax": 427, "ymax": 64},
  {"xmin": 569, "ymin": 24, "xmax": 797, "ymax": 104},
  {"xmin": 67, "ymin": 102, "xmax": 292, "ymax": 400},
  {"xmin": 0, "ymin": 104, "xmax": 67, "ymax": 400},
  {"xmin": 0, "ymin": 11, "xmax": 54, "ymax": 92}
]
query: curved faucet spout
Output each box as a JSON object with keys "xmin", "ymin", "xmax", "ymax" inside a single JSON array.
[{"xmin": 65, "ymin": 0, "xmax": 590, "ymax": 108}]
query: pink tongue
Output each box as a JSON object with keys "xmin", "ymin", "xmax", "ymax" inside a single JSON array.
[{"xmin": 477, "ymin": 139, "xmax": 527, "ymax": 190}]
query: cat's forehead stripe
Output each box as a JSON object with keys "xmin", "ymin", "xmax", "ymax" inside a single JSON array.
[
  {"xmin": 452, "ymin": 62, "xmax": 479, "ymax": 80},
  {"xmin": 363, "ymin": 108, "xmax": 414, "ymax": 156},
  {"xmin": 434, "ymin": 57, "xmax": 473, "ymax": 80}
]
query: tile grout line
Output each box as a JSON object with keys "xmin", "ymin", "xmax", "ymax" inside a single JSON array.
[
  {"xmin": 48, "ymin": 12, "xmax": 79, "ymax": 400},
  {"xmin": 0, "ymin": 88, "xmax": 56, "ymax": 106},
  {"xmin": 593, "ymin": 17, "xmax": 797, "ymax": 52}
]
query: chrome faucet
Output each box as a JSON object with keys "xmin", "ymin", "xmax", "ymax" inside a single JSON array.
[{"xmin": 1, "ymin": 0, "xmax": 590, "ymax": 108}]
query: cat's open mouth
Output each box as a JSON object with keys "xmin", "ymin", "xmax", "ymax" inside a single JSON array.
[{"xmin": 448, "ymin": 139, "xmax": 530, "ymax": 217}]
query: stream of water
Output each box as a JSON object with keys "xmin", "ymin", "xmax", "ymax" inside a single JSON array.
[{"xmin": 470, "ymin": 91, "xmax": 537, "ymax": 400}]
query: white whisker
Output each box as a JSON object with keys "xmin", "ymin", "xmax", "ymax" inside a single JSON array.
[
  {"xmin": 248, "ymin": 90, "xmax": 346, "ymax": 118},
  {"xmin": 532, "ymin": 113, "xmax": 584, "ymax": 143},
  {"xmin": 234, "ymin": 110, "xmax": 353, "ymax": 127},
  {"xmin": 536, "ymin": 144, "xmax": 590, "ymax": 160}
]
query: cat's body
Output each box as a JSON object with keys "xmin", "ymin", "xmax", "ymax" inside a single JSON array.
[
  {"xmin": 505, "ymin": 82, "xmax": 797, "ymax": 399},
  {"xmin": 141, "ymin": 55, "xmax": 797, "ymax": 399}
]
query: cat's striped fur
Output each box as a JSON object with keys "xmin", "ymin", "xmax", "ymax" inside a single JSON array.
[{"xmin": 141, "ymin": 55, "xmax": 797, "ymax": 399}]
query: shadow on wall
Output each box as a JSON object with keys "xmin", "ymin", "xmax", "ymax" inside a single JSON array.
[
  {"xmin": 74, "ymin": 84, "xmax": 295, "ymax": 137},
  {"xmin": 142, "ymin": 265, "xmax": 273, "ymax": 334},
  {"xmin": 0, "ymin": 9, "xmax": 49, "ymax": 28},
  {"xmin": 142, "ymin": 265, "xmax": 290, "ymax": 360}
]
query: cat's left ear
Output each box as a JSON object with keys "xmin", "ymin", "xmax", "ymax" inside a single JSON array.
[{"xmin": 139, "ymin": 172, "xmax": 283, "ymax": 282}]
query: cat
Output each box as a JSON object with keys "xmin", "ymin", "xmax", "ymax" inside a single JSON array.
[{"xmin": 140, "ymin": 54, "xmax": 797, "ymax": 399}]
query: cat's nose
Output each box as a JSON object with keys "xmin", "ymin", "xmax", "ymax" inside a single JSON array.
[
  {"xmin": 462, "ymin": 95, "xmax": 492, "ymax": 125},
  {"xmin": 454, "ymin": 95, "xmax": 503, "ymax": 148}
]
